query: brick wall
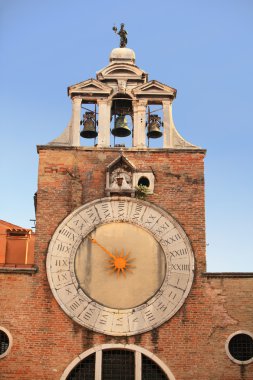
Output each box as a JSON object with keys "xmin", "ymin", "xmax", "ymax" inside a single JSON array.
[{"xmin": 1, "ymin": 146, "xmax": 252, "ymax": 380}]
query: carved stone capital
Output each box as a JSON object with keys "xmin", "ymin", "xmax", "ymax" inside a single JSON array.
[
  {"xmin": 97, "ymin": 99, "xmax": 112, "ymax": 106},
  {"xmin": 132, "ymin": 99, "xmax": 148, "ymax": 106},
  {"xmin": 162, "ymin": 99, "xmax": 172, "ymax": 107},
  {"xmin": 72, "ymin": 96, "xmax": 82, "ymax": 104},
  {"xmin": 71, "ymin": 96, "xmax": 82, "ymax": 108},
  {"xmin": 132, "ymin": 100, "xmax": 147, "ymax": 112}
]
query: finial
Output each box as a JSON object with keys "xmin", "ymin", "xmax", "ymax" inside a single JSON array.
[{"xmin": 112, "ymin": 23, "xmax": 128, "ymax": 48}]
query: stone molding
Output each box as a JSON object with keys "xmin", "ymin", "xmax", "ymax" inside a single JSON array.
[
  {"xmin": 37, "ymin": 144, "xmax": 207, "ymax": 154},
  {"xmin": 203, "ymin": 272, "xmax": 253, "ymax": 278},
  {"xmin": 0, "ymin": 326, "xmax": 13, "ymax": 359},
  {"xmin": 0, "ymin": 266, "xmax": 38, "ymax": 274},
  {"xmin": 132, "ymin": 80, "xmax": 177, "ymax": 98},
  {"xmin": 60, "ymin": 343, "xmax": 176, "ymax": 380},
  {"xmin": 225, "ymin": 330, "xmax": 253, "ymax": 365},
  {"xmin": 68, "ymin": 78, "xmax": 112, "ymax": 97}
]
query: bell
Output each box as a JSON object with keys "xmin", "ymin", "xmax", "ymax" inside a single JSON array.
[
  {"xmin": 111, "ymin": 116, "xmax": 131, "ymax": 137},
  {"xmin": 80, "ymin": 112, "xmax": 98, "ymax": 139},
  {"xmin": 147, "ymin": 115, "xmax": 163, "ymax": 139}
]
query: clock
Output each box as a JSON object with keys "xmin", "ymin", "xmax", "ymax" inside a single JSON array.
[{"xmin": 46, "ymin": 197, "xmax": 194, "ymax": 336}]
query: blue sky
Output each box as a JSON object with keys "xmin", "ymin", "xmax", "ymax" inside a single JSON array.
[{"xmin": 1, "ymin": 0, "xmax": 252, "ymax": 271}]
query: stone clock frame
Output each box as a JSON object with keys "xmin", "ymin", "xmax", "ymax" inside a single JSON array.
[{"xmin": 46, "ymin": 197, "xmax": 194, "ymax": 336}]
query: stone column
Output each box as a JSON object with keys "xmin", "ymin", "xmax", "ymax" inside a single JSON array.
[
  {"xmin": 97, "ymin": 99, "xmax": 112, "ymax": 147},
  {"xmin": 163, "ymin": 100, "xmax": 173, "ymax": 148},
  {"xmin": 135, "ymin": 351, "xmax": 142, "ymax": 380},
  {"xmin": 95, "ymin": 350, "xmax": 102, "ymax": 380},
  {"xmin": 71, "ymin": 97, "xmax": 82, "ymax": 146},
  {"xmin": 133, "ymin": 100, "xmax": 147, "ymax": 147}
]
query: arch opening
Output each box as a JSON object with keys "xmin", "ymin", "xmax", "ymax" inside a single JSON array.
[{"xmin": 61, "ymin": 344, "xmax": 176, "ymax": 380}]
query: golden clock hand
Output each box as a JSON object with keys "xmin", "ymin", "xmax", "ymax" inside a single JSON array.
[
  {"xmin": 87, "ymin": 236, "xmax": 135, "ymax": 277},
  {"xmin": 87, "ymin": 236, "xmax": 116, "ymax": 260}
]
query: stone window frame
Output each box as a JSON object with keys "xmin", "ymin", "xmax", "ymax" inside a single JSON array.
[
  {"xmin": 225, "ymin": 330, "xmax": 253, "ymax": 365},
  {"xmin": 0, "ymin": 326, "xmax": 13, "ymax": 359},
  {"xmin": 133, "ymin": 172, "xmax": 155, "ymax": 194},
  {"xmin": 60, "ymin": 343, "xmax": 176, "ymax": 380}
]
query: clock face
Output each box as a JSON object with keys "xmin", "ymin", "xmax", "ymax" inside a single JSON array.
[
  {"xmin": 47, "ymin": 197, "xmax": 194, "ymax": 336},
  {"xmin": 75, "ymin": 222, "xmax": 166, "ymax": 309}
]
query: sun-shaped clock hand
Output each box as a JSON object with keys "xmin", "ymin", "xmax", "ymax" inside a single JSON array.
[{"xmin": 87, "ymin": 235, "xmax": 135, "ymax": 277}]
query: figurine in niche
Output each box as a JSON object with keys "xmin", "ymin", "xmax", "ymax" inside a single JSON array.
[
  {"xmin": 105, "ymin": 155, "xmax": 135, "ymax": 197},
  {"xmin": 111, "ymin": 171, "xmax": 131, "ymax": 190}
]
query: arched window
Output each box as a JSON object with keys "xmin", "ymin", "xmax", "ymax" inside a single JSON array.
[{"xmin": 61, "ymin": 344, "xmax": 175, "ymax": 380}]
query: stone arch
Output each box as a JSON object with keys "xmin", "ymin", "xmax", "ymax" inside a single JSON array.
[{"xmin": 60, "ymin": 344, "xmax": 176, "ymax": 380}]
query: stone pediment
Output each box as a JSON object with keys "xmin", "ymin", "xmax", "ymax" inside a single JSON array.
[
  {"xmin": 68, "ymin": 79, "xmax": 112, "ymax": 97},
  {"xmin": 132, "ymin": 80, "xmax": 177, "ymax": 98},
  {"xmin": 97, "ymin": 63, "xmax": 147, "ymax": 82},
  {"xmin": 105, "ymin": 154, "xmax": 136, "ymax": 197},
  {"xmin": 106, "ymin": 154, "xmax": 136, "ymax": 172}
]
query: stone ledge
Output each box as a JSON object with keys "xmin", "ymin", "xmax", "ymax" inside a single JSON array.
[
  {"xmin": 203, "ymin": 272, "xmax": 253, "ymax": 278},
  {"xmin": 37, "ymin": 144, "xmax": 206, "ymax": 154},
  {"xmin": 0, "ymin": 265, "xmax": 38, "ymax": 274}
]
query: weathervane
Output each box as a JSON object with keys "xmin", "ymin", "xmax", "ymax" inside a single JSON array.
[{"xmin": 113, "ymin": 23, "xmax": 128, "ymax": 48}]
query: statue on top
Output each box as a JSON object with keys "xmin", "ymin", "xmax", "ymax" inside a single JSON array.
[{"xmin": 113, "ymin": 23, "xmax": 128, "ymax": 48}]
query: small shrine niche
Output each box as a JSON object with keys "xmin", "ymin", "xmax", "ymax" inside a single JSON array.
[
  {"xmin": 105, "ymin": 155, "xmax": 136, "ymax": 197},
  {"xmin": 105, "ymin": 155, "xmax": 155, "ymax": 197}
]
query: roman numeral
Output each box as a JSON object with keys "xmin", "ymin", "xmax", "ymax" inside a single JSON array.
[
  {"xmin": 171, "ymin": 264, "xmax": 190, "ymax": 271},
  {"xmin": 65, "ymin": 287, "xmax": 72, "ymax": 295},
  {"xmin": 69, "ymin": 298, "xmax": 85, "ymax": 312},
  {"xmin": 56, "ymin": 242, "xmax": 70, "ymax": 253},
  {"xmin": 98, "ymin": 314, "xmax": 109, "ymax": 325},
  {"xmin": 71, "ymin": 218, "xmax": 88, "ymax": 231},
  {"xmin": 132, "ymin": 204, "xmax": 144, "ymax": 220},
  {"xmin": 144, "ymin": 214, "xmax": 157, "ymax": 226},
  {"xmin": 156, "ymin": 301, "xmax": 167, "ymax": 312},
  {"xmin": 54, "ymin": 259, "xmax": 68, "ymax": 267},
  {"xmin": 101, "ymin": 203, "xmax": 112, "ymax": 219},
  {"xmin": 160, "ymin": 233, "xmax": 181, "ymax": 246},
  {"xmin": 170, "ymin": 248, "xmax": 188, "ymax": 257},
  {"xmin": 144, "ymin": 310, "xmax": 156, "ymax": 322},
  {"xmin": 59, "ymin": 228, "xmax": 75, "ymax": 241},
  {"xmin": 86, "ymin": 208, "xmax": 99, "ymax": 224},
  {"xmin": 115, "ymin": 317, "xmax": 123, "ymax": 326},
  {"xmin": 82, "ymin": 307, "xmax": 96, "ymax": 321},
  {"xmin": 168, "ymin": 290, "xmax": 177, "ymax": 300},
  {"xmin": 57, "ymin": 273, "xmax": 68, "ymax": 282},
  {"xmin": 117, "ymin": 202, "xmax": 125, "ymax": 218}
]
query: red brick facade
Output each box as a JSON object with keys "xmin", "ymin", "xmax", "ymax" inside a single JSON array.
[{"xmin": 1, "ymin": 146, "xmax": 253, "ymax": 379}]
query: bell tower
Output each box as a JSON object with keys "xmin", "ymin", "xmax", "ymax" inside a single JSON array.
[
  {"xmin": 50, "ymin": 28, "xmax": 198, "ymax": 151},
  {"xmin": 36, "ymin": 25, "xmax": 207, "ymax": 379},
  {"xmin": 1, "ymin": 24, "xmax": 253, "ymax": 380}
]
